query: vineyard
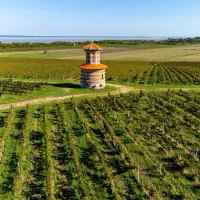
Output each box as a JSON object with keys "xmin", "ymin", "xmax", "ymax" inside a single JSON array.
[
  {"xmin": 0, "ymin": 79, "xmax": 48, "ymax": 96},
  {"xmin": 1, "ymin": 58, "xmax": 200, "ymax": 85},
  {"xmin": 0, "ymin": 90, "xmax": 200, "ymax": 199}
]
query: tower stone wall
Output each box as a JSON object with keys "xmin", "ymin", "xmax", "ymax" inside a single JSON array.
[{"xmin": 80, "ymin": 43, "xmax": 107, "ymax": 89}]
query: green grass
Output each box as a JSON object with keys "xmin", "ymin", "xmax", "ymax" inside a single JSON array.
[
  {"xmin": 0, "ymin": 43, "xmax": 185, "ymax": 53},
  {"xmin": 109, "ymin": 81, "xmax": 200, "ymax": 89},
  {"xmin": 1, "ymin": 77, "xmax": 200, "ymax": 105},
  {"xmin": 0, "ymin": 82, "xmax": 115, "ymax": 104},
  {"xmin": 0, "ymin": 49, "xmax": 83, "ymax": 59},
  {"xmin": 100, "ymin": 45, "xmax": 200, "ymax": 61},
  {"xmin": 100, "ymin": 43, "xmax": 186, "ymax": 49},
  {"xmin": 1, "ymin": 44, "xmax": 200, "ymax": 61},
  {"xmin": 0, "ymin": 45, "xmax": 82, "ymax": 53}
]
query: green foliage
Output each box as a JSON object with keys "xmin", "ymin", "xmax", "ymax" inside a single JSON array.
[
  {"xmin": 95, "ymin": 37, "xmax": 200, "ymax": 45},
  {"xmin": 1, "ymin": 38, "xmax": 200, "ymax": 51},
  {"xmin": 0, "ymin": 91, "xmax": 200, "ymax": 199},
  {"xmin": 1, "ymin": 58, "xmax": 200, "ymax": 85},
  {"xmin": 0, "ymin": 79, "xmax": 48, "ymax": 96}
]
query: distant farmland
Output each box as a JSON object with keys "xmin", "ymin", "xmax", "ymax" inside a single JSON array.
[{"xmin": 1, "ymin": 45, "xmax": 200, "ymax": 61}]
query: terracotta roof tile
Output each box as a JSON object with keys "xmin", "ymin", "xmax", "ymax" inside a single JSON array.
[
  {"xmin": 83, "ymin": 43, "xmax": 102, "ymax": 51},
  {"xmin": 80, "ymin": 63, "xmax": 107, "ymax": 70}
]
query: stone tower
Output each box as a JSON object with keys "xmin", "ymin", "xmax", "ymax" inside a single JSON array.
[{"xmin": 80, "ymin": 43, "xmax": 107, "ymax": 89}]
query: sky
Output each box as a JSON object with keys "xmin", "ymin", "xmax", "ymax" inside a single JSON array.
[{"xmin": 0, "ymin": 0, "xmax": 200, "ymax": 37}]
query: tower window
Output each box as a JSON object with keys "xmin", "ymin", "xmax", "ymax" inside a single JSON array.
[{"xmin": 102, "ymin": 74, "xmax": 104, "ymax": 79}]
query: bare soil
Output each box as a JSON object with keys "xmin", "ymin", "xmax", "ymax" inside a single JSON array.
[{"xmin": 0, "ymin": 140, "xmax": 5, "ymax": 162}]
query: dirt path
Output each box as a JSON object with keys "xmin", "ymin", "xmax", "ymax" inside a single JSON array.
[
  {"xmin": 0, "ymin": 84, "xmax": 199, "ymax": 111},
  {"xmin": 0, "ymin": 141, "xmax": 5, "ymax": 162},
  {"xmin": 0, "ymin": 84, "xmax": 136, "ymax": 111}
]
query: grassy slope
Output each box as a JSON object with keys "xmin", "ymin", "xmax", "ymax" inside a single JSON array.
[
  {"xmin": 0, "ymin": 43, "xmax": 200, "ymax": 199},
  {"xmin": 0, "ymin": 49, "xmax": 83, "ymax": 59},
  {"xmin": 0, "ymin": 81, "xmax": 115, "ymax": 104},
  {"xmin": 100, "ymin": 45, "xmax": 200, "ymax": 61},
  {"xmin": 0, "ymin": 43, "xmax": 200, "ymax": 105},
  {"xmin": 0, "ymin": 43, "xmax": 181, "ymax": 53},
  {"xmin": 0, "ymin": 45, "xmax": 82, "ymax": 53},
  {"xmin": 0, "ymin": 91, "xmax": 200, "ymax": 199},
  {"xmin": 1, "ymin": 78, "xmax": 200, "ymax": 106},
  {"xmin": 1, "ymin": 44, "xmax": 200, "ymax": 61}
]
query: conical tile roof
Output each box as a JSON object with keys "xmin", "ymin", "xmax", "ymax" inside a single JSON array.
[{"xmin": 83, "ymin": 43, "xmax": 102, "ymax": 50}]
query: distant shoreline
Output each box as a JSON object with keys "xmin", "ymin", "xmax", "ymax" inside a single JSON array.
[
  {"xmin": 0, "ymin": 35, "xmax": 173, "ymax": 37},
  {"xmin": 0, "ymin": 36, "xmax": 182, "ymax": 43}
]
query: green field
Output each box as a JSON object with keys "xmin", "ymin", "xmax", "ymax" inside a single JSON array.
[
  {"xmin": 0, "ymin": 91, "xmax": 200, "ymax": 199},
  {"xmin": 101, "ymin": 45, "xmax": 200, "ymax": 61},
  {"xmin": 0, "ymin": 49, "xmax": 83, "ymax": 59},
  {"xmin": 1, "ymin": 58, "xmax": 200, "ymax": 86},
  {"xmin": 0, "ymin": 79, "xmax": 116, "ymax": 105},
  {"xmin": 1, "ymin": 44, "xmax": 200, "ymax": 61},
  {"xmin": 0, "ymin": 43, "xmax": 200, "ymax": 200}
]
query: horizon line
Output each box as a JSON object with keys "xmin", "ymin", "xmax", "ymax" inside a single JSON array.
[{"xmin": 0, "ymin": 35, "xmax": 197, "ymax": 38}]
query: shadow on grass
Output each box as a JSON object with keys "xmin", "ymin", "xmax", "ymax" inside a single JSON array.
[{"xmin": 52, "ymin": 82, "xmax": 80, "ymax": 89}]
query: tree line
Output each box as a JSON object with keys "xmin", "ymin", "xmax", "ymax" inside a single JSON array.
[
  {"xmin": 0, "ymin": 37, "xmax": 200, "ymax": 49},
  {"xmin": 96, "ymin": 37, "xmax": 200, "ymax": 45}
]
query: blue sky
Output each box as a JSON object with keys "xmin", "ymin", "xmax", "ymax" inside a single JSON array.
[{"xmin": 0, "ymin": 0, "xmax": 200, "ymax": 36}]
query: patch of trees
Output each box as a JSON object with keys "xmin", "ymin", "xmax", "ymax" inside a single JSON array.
[
  {"xmin": 96, "ymin": 37, "xmax": 200, "ymax": 45},
  {"xmin": 0, "ymin": 37, "xmax": 200, "ymax": 49},
  {"xmin": 0, "ymin": 41, "xmax": 91, "ymax": 49}
]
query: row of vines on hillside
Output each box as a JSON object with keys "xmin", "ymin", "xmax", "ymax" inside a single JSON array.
[
  {"xmin": 0, "ymin": 79, "xmax": 49, "ymax": 96},
  {"xmin": 1, "ymin": 58, "xmax": 200, "ymax": 85},
  {"xmin": 0, "ymin": 91, "xmax": 200, "ymax": 199}
]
